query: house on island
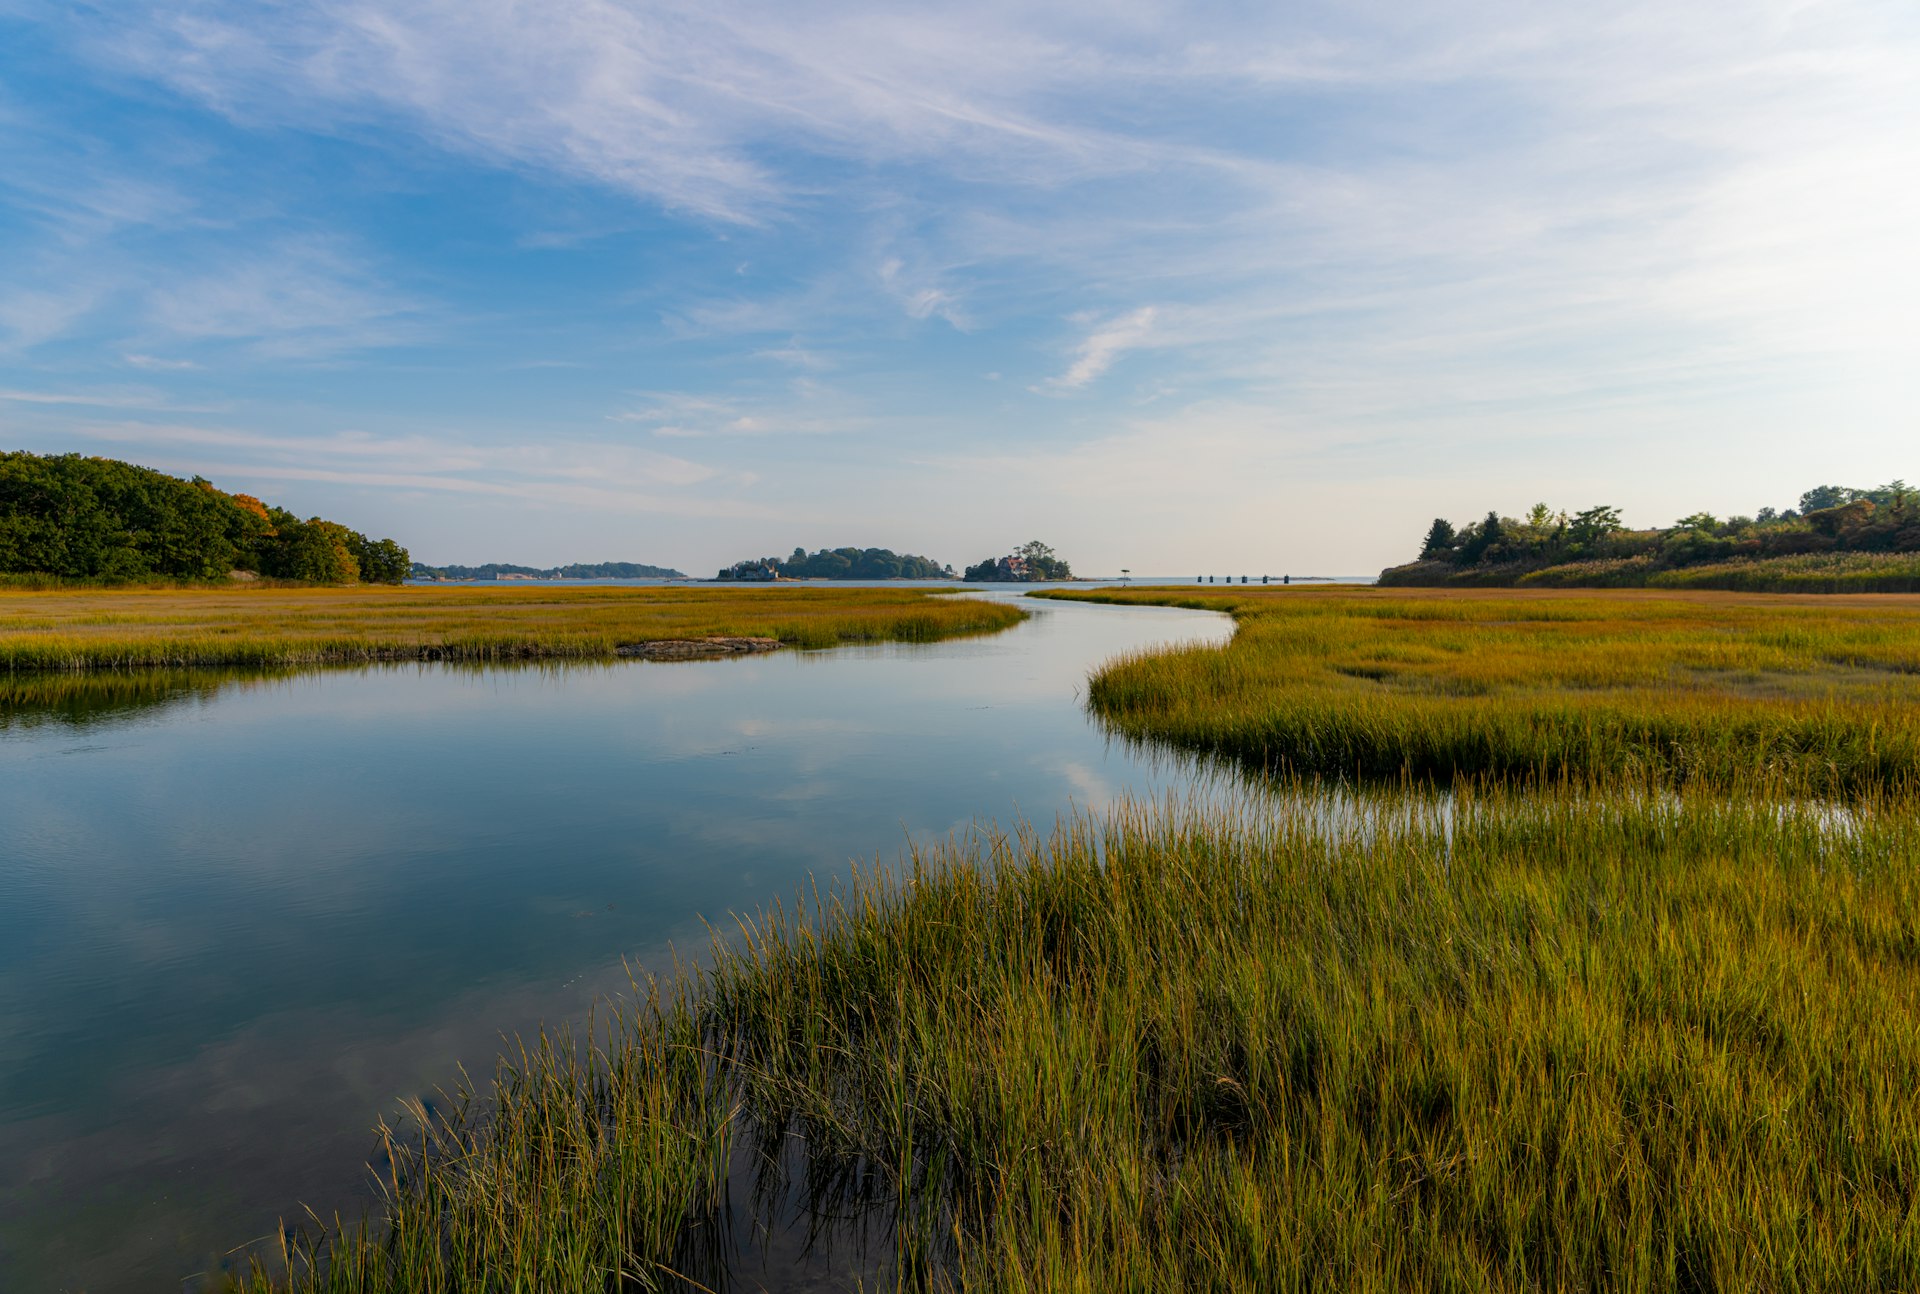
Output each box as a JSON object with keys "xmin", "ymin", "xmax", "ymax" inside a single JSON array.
[
  {"xmin": 963, "ymin": 554, "xmax": 1043, "ymax": 581},
  {"xmin": 719, "ymin": 559, "xmax": 781, "ymax": 581}
]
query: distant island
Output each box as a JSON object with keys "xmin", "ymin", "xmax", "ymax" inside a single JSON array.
[
  {"xmin": 412, "ymin": 561, "xmax": 686, "ymax": 581},
  {"xmin": 719, "ymin": 547, "xmax": 952, "ymax": 580},
  {"xmin": 0, "ymin": 450, "xmax": 409, "ymax": 584},
  {"xmin": 1381, "ymin": 482, "xmax": 1920, "ymax": 593},
  {"xmin": 964, "ymin": 540, "xmax": 1073, "ymax": 582}
]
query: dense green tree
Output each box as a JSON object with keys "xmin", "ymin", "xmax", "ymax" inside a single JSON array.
[
  {"xmin": 264, "ymin": 518, "xmax": 361, "ymax": 583},
  {"xmin": 1014, "ymin": 540, "xmax": 1073, "ymax": 580},
  {"xmin": 718, "ymin": 546, "xmax": 951, "ymax": 580},
  {"xmin": 1398, "ymin": 479, "xmax": 1919, "ymax": 577},
  {"xmin": 1568, "ymin": 505, "xmax": 1623, "ymax": 551},
  {"xmin": 1805, "ymin": 499, "xmax": 1876, "ymax": 540},
  {"xmin": 1419, "ymin": 518, "xmax": 1457, "ymax": 559},
  {"xmin": 348, "ymin": 534, "xmax": 411, "ymax": 584},
  {"xmin": 1455, "ymin": 512, "xmax": 1504, "ymax": 564},
  {"xmin": 0, "ymin": 451, "xmax": 407, "ymax": 582},
  {"xmin": 1799, "ymin": 485, "xmax": 1858, "ymax": 513}
]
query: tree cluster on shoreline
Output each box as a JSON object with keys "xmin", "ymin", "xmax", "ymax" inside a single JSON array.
[
  {"xmin": 964, "ymin": 539, "xmax": 1073, "ymax": 582},
  {"xmin": 720, "ymin": 546, "xmax": 953, "ymax": 580},
  {"xmin": 0, "ymin": 451, "xmax": 408, "ymax": 583},
  {"xmin": 1392, "ymin": 482, "xmax": 1918, "ymax": 582},
  {"xmin": 410, "ymin": 561, "xmax": 685, "ymax": 580}
]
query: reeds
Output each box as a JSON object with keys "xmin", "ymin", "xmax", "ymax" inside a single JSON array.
[
  {"xmin": 233, "ymin": 786, "xmax": 1920, "ymax": 1291},
  {"xmin": 0, "ymin": 585, "xmax": 1026, "ymax": 673},
  {"xmin": 1044, "ymin": 586, "xmax": 1920, "ymax": 795}
]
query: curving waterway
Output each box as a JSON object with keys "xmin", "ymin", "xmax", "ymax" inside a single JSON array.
[{"xmin": 0, "ymin": 589, "xmax": 1232, "ymax": 1293}]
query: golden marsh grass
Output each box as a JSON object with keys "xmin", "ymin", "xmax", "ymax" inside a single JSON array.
[
  {"xmin": 217, "ymin": 585, "xmax": 1920, "ymax": 1290},
  {"xmin": 1041, "ymin": 585, "xmax": 1920, "ymax": 795},
  {"xmin": 0, "ymin": 584, "xmax": 1026, "ymax": 672}
]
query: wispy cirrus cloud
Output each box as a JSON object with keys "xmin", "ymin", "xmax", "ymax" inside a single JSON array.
[
  {"xmin": 55, "ymin": 0, "xmax": 1920, "ymax": 395},
  {"xmin": 0, "ymin": 386, "xmax": 225, "ymax": 412},
  {"xmin": 5, "ymin": 0, "xmax": 1916, "ymax": 570},
  {"xmin": 1046, "ymin": 306, "xmax": 1158, "ymax": 391},
  {"xmin": 82, "ymin": 0, "xmax": 1189, "ymax": 222},
  {"xmin": 610, "ymin": 384, "xmax": 873, "ymax": 439},
  {"xmin": 48, "ymin": 418, "xmax": 766, "ymax": 517}
]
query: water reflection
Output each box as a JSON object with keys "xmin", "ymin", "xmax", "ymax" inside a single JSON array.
[
  {"xmin": 0, "ymin": 592, "xmax": 1231, "ymax": 1292},
  {"xmin": 0, "ymin": 668, "xmax": 306, "ymax": 733}
]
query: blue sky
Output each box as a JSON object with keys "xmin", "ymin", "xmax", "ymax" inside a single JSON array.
[{"xmin": 1, "ymin": 0, "xmax": 1915, "ymax": 574}]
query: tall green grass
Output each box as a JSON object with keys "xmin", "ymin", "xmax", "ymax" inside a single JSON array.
[
  {"xmin": 234, "ymin": 787, "xmax": 1920, "ymax": 1291},
  {"xmin": 0, "ymin": 585, "xmax": 1026, "ymax": 672},
  {"xmin": 1043, "ymin": 586, "xmax": 1920, "ymax": 795}
]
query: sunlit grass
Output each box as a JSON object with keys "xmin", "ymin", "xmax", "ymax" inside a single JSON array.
[
  {"xmin": 1040, "ymin": 585, "xmax": 1920, "ymax": 794},
  {"xmin": 216, "ymin": 583, "xmax": 1920, "ymax": 1290},
  {"xmin": 1380, "ymin": 552, "xmax": 1920, "ymax": 593},
  {"xmin": 0, "ymin": 585, "xmax": 1026, "ymax": 671},
  {"xmin": 234, "ymin": 786, "xmax": 1920, "ymax": 1291}
]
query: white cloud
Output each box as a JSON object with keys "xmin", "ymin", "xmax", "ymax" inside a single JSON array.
[
  {"xmin": 0, "ymin": 387, "xmax": 227, "ymax": 413},
  {"xmin": 1048, "ymin": 306, "xmax": 1157, "ymax": 390},
  {"xmin": 87, "ymin": 0, "xmax": 1190, "ymax": 221},
  {"xmin": 67, "ymin": 1, "xmax": 1920, "ymax": 394},
  {"xmin": 13, "ymin": 0, "xmax": 1916, "ymax": 571},
  {"xmin": 877, "ymin": 257, "xmax": 967, "ymax": 327},
  {"xmin": 0, "ymin": 282, "xmax": 111, "ymax": 351},
  {"xmin": 47, "ymin": 419, "xmax": 764, "ymax": 517},
  {"xmin": 0, "ymin": 388, "xmax": 152, "ymax": 407},
  {"xmin": 752, "ymin": 345, "xmax": 834, "ymax": 370},
  {"xmin": 610, "ymin": 386, "xmax": 872, "ymax": 439},
  {"xmin": 139, "ymin": 237, "xmax": 425, "ymax": 357}
]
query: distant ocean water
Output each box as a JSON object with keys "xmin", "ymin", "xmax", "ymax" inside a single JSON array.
[{"xmin": 406, "ymin": 574, "xmax": 1381, "ymax": 588}]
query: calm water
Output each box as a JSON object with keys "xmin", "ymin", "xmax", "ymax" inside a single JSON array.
[{"xmin": 0, "ymin": 590, "xmax": 1231, "ymax": 1293}]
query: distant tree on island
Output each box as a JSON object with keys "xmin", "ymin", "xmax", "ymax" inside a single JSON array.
[
  {"xmin": 0, "ymin": 451, "xmax": 409, "ymax": 583},
  {"xmin": 411, "ymin": 560, "xmax": 685, "ymax": 580},
  {"xmin": 1384, "ymin": 480, "xmax": 1920, "ymax": 586},
  {"xmin": 964, "ymin": 540, "xmax": 1074, "ymax": 582},
  {"xmin": 718, "ymin": 547, "xmax": 952, "ymax": 580}
]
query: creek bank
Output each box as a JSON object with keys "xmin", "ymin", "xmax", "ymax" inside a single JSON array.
[{"xmin": 615, "ymin": 636, "xmax": 782, "ymax": 659}]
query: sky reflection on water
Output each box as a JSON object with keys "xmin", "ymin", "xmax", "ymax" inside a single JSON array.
[{"xmin": 0, "ymin": 591, "xmax": 1231, "ymax": 1292}]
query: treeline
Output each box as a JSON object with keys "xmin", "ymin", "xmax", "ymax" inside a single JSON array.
[
  {"xmin": 964, "ymin": 540, "xmax": 1074, "ymax": 582},
  {"xmin": 412, "ymin": 561, "xmax": 685, "ymax": 580},
  {"xmin": 1383, "ymin": 482, "xmax": 1920, "ymax": 591},
  {"xmin": 721, "ymin": 547, "xmax": 953, "ymax": 580},
  {"xmin": 0, "ymin": 451, "xmax": 408, "ymax": 583}
]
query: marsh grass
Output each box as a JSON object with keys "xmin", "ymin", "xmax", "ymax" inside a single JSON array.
[
  {"xmin": 1381, "ymin": 552, "xmax": 1920, "ymax": 593},
  {"xmin": 0, "ymin": 585, "xmax": 1025, "ymax": 672},
  {"xmin": 1041, "ymin": 586, "xmax": 1920, "ymax": 795},
  {"xmin": 216, "ymin": 586, "xmax": 1920, "ymax": 1291},
  {"xmin": 234, "ymin": 786, "xmax": 1920, "ymax": 1291}
]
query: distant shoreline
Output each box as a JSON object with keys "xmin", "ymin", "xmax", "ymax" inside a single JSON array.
[{"xmin": 0, "ymin": 584, "xmax": 1030, "ymax": 674}]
